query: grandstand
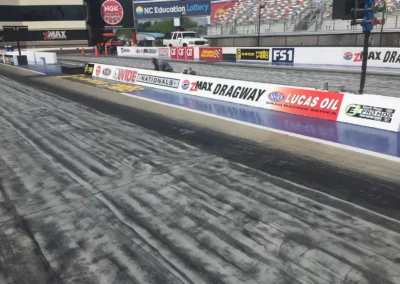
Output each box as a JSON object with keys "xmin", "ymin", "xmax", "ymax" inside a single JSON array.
[{"xmin": 208, "ymin": 0, "xmax": 400, "ymax": 35}]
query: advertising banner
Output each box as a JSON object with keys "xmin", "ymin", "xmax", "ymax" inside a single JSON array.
[
  {"xmin": 236, "ymin": 48, "xmax": 270, "ymax": 61},
  {"xmin": 211, "ymin": 1, "xmax": 237, "ymax": 23},
  {"xmin": 170, "ymin": 47, "xmax": 178, "ymax": 59},
  {"xmin": 84, "ymin": 63, "xmax": 95, "ymax": 75},
  {"xmin": 134, "ymin": 0, "xmax": 211, "ymax": 19},
  {"xmin": 90, "ymin": 63, "xmax": 400, "ymax": 131},
  {"xmin": 338, "ymin": 94, "xmax": 400, "ymax": 132},
  {"xmin": 175, "ymin": 47, "xmax": 194, "ymax": 60},
  {"xmin": 117, "ymin": 46, "xmax": 159, "ymax": 57},
  {"xmin": 272, "ymin": 48, "xmax": 295, "ymax": 63},
  {"xmin": 4, "ymin": 55, "xmax": 15, "ymax": 65},
  {"xmin": 158, "ymin": 47, "xmax": 170, "ymax": 57},
  {"xmin": 199, "ymin": 47, "xmax": 223, "ymax": 61},
  {"xmin": 90, "ymin": 0, "xmax": 134, "ymax": 29},
  {"xmin": 2, "ymin": 30, "xmax": 88, "ymax": 42}
]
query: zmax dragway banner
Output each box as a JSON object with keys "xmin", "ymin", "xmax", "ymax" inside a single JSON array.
[
  {"xmin": 91, "ymin": 63, "xmax": 400, "ymax": 131},
  {"xmin": 134, "ymin": 0, "xmax": 211, "ymax": 19}
]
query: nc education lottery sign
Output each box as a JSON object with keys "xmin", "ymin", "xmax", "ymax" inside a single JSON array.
[{"xmin": 134, "ymin": 0, "xmax": 211, "ymax": 19}]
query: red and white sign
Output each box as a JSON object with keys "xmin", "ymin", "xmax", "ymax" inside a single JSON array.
[
  {"xmin": 265, "ymin": 88, "xmax": 344, "ymax": 120},
  {"xmin": 186, "ymin": 47, "xmax": 194, "ymax": 60},
  {"xmin": 199, "ymin": 47, "xmax": 223, "ymax": 61},
  {"xmin": 177, "ymin": 47, "xmax": 186, "ymax": 59},
  {"xmin": 101, "ymin": 0, "xmax": 124, "ymax": 25},
  {"xmin": 158, "ymin": 47, "xmax": 170, "ymax": 57},
  {"xmin": 95, "ymin": 65, "xmax": 102, "ymax": 76},
  {"xmin": 170, "ymin": 47, "xmax": 177, "ymax": 59},
  {"xmin": 175, "ymin": 47, "xmax": 194, "ymax": 60}
]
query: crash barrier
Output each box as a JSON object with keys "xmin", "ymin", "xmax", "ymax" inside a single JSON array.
[
  {"xmin": 85, "ymin": 62, "xmax": 400, "ymax": 132},
  {"xmin": 117, "ymin": 46, "xmax": 400, "ymax": 69},
  {"xmin": 0, "ymin": 50, "xmax": 57, "ymax": 66}
]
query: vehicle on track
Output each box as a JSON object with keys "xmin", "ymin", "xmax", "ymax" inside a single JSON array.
[{"xmin": 163, "ymin": 31, "xmax": 209, "ymax": 47}]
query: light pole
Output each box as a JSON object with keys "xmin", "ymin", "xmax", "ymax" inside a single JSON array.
[
  {"xmin": 258, "ymin": 4, "xmax": 265, "ymax": 47},
  {"xmin": 181, "ymin": 11, "xmax": 186, "ymax": 30}
]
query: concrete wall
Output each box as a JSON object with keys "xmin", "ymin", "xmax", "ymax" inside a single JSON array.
[{"xmin": 205, "ymin": 32, "xmax": 400, "ymax": 47}]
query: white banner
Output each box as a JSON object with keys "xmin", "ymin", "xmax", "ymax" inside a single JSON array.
[
  {"xmin": 117, "ymin": 46, "xmax": 159, "ymax": 57},
  {"xmin": 91, "ymin": 63, "xmax": 400, "ymax": 132}
]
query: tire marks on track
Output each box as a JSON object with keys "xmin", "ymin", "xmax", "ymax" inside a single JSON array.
[{"xmin": 0, "ymin": 75, "xmax": 399, "ymax": 283}]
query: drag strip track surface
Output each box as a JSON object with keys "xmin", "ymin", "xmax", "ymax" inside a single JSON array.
[
  {"xmin": 58, "ymin": 54, "xmax": 400, "ymax": 98},
  {"xmin": 0, "ymin": 70, "xmax": 400, "ymax": 284}
]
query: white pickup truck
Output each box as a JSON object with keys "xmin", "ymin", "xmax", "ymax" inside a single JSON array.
[{"xmin": 163, "ymin": 31, "xmax": 209, "ymax": 47}]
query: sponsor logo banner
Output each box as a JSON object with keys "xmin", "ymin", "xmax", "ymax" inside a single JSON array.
[
  {"xmin": 265, "ymin": 89, "xmax": 343, "ymax": 120},
  {"xmin": 4, "ymin": 55, "xmax": 15, "ymax": 65},
  {"xmin": 43, "ymin": 31, "xmax": 67, "ymax": 40},
  {"xmin": 95, "ymin": 65, "xmax": 102, "ymax": 77},
  {"xmin": 236, "ymin": 48, "xmax": 270, "ymax": 61},
  {"xmin": 340, "ymin": 48, "xmax": 400, "ymax": 68},
  {"xmin": 137, "ymin": 74, "xmax": 180, "ymax": 88},
  {"xmin": 90, "ymin": 0, "xmax": 133, "ymax": 29},
  {"xmin": 84, "ymin": 63, "xmax": 95, "ymax": 75},
  {"xmin": 170, "ymin": 47, "xmax": 177, "ymax": 59},
  {"xmin": 134, "ymin": 0, "xmax": 211, "ymax": 19},
  {"xmin": 101, "ymin": 0, "xmax": 124, "ymax": 26},
  {"xmin": 194, "ymin": 79, "xmax": 343, "ymax": 120},
  {"xmin": 135, "ymin": 48, "xmax": 157, "ymax": 54},
  {"xmin": 119, "ymin": 47, "xmax": 131, "ymax": 54},
  {"xmin": 345, "ymin": 104, "xmax": 395, "ymax": 123},
  {"xmin": 158, "ymin": 47, "xmax": 170, "ymax": 57},
  {"xmin": 272, "ymin": 48, "xmax": 294, "ymax": 63},
  {"xmin": 199, "ymin": 47, "xmax": 222, "ymax": 61},
  {"xmin": 175, "ymin": 47, "xmax": 194, "ymax": 60},
  {"xmin": 114, "ymin": 68, "xmax": 138, "ymax": 83}
]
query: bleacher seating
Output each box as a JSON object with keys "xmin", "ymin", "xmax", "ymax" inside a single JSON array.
[{"xmin": 210, "ymin": 0, "xmax": 400, "ymax": 35}]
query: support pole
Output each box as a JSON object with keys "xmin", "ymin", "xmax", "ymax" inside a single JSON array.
[{"xmin": 359, "ymin": 30, "xmax": 370, "ymax": 94}]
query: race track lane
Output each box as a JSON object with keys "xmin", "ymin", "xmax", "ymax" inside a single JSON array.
[{"xmin": 0, "ymin": 71, "xmax": 400, "ymax": 284}]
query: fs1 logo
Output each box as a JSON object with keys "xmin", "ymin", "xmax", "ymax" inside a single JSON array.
[{"xmin": 272, "ymin": 48, "xmax": 294, "ymax": 63}]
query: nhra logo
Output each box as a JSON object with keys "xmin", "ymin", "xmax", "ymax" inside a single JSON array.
[
  {"xmin": 43, "ymin": 31, "xmax": 67, "ymax": 40},
  {"xmin": 181, "ymin": 80, "xmax": 190, "ymax": 90},
  {"xmin": 343, "ymin": 52, "xmax": 353, "ymax": 60},
  {"xmin": 95, "ymin": 65, "xmax": 102, "ymax": 76},
  {"xmin": 101, "ymin": 0, "xmax": 124, "ymax": 25},
  {"xmin": 268, "ymin": 92, "xmax": 285, "ymax": 102},
  {"xmin": 103, "ymin": 68, "xmax": 112, "ymax": 76}
]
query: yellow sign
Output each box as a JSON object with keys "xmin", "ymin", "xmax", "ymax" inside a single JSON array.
[{"xmin": 56, "ymin": 74, "xmax": 144, "ymax": 93}]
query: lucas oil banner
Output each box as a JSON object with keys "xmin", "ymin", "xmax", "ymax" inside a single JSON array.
[{"xmin": 134, "ymin": 0, "xmax": 211, "ymax": 19}]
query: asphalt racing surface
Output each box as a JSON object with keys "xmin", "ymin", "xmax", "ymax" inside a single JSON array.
[
  {"xmin": 1, "ymin": 64, "xmax": 400, "ymax": 284},
  {"xmin": 58, "ymin": 53, "xmax": 400, "ymax": 98}
]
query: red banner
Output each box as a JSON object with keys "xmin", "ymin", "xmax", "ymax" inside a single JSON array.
[
  {"xmin": 199, "ymin": 47, "xmax": 223, "ymax": 61},
  {"xmin": 266, "ymin": 88, "xmax": 344, "ymax": 120},
  {"xmin": 175, "ymin": 47, "xmax": 194, "ymax": 60},
  {"xmin": 177, "ymin": 47, "xmax": 186, "ymax": 59},
  {"xmin": 170, "ymin": 47, "xmax": 177, "ymax": 59},
  {"xmin": 185, "ymin": 47, "xmax": 194, "ymax": 60},
  {"xmin": 211, "ymin": 1, "xmax": 237, "ymax": 24}
]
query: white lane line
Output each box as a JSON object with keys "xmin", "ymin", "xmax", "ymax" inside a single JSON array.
[
  {"xmin": 120, "ymin": 92, "xmax": 400, "ymax": 163},
  {"xmin": 0, "ymin": 63, "xmax": 45, "ymax": 75}
]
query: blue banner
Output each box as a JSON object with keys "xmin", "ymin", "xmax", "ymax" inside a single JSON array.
[{"xmin": 134, "ymin": 0, "xmax": 211, "ymax": 19}]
